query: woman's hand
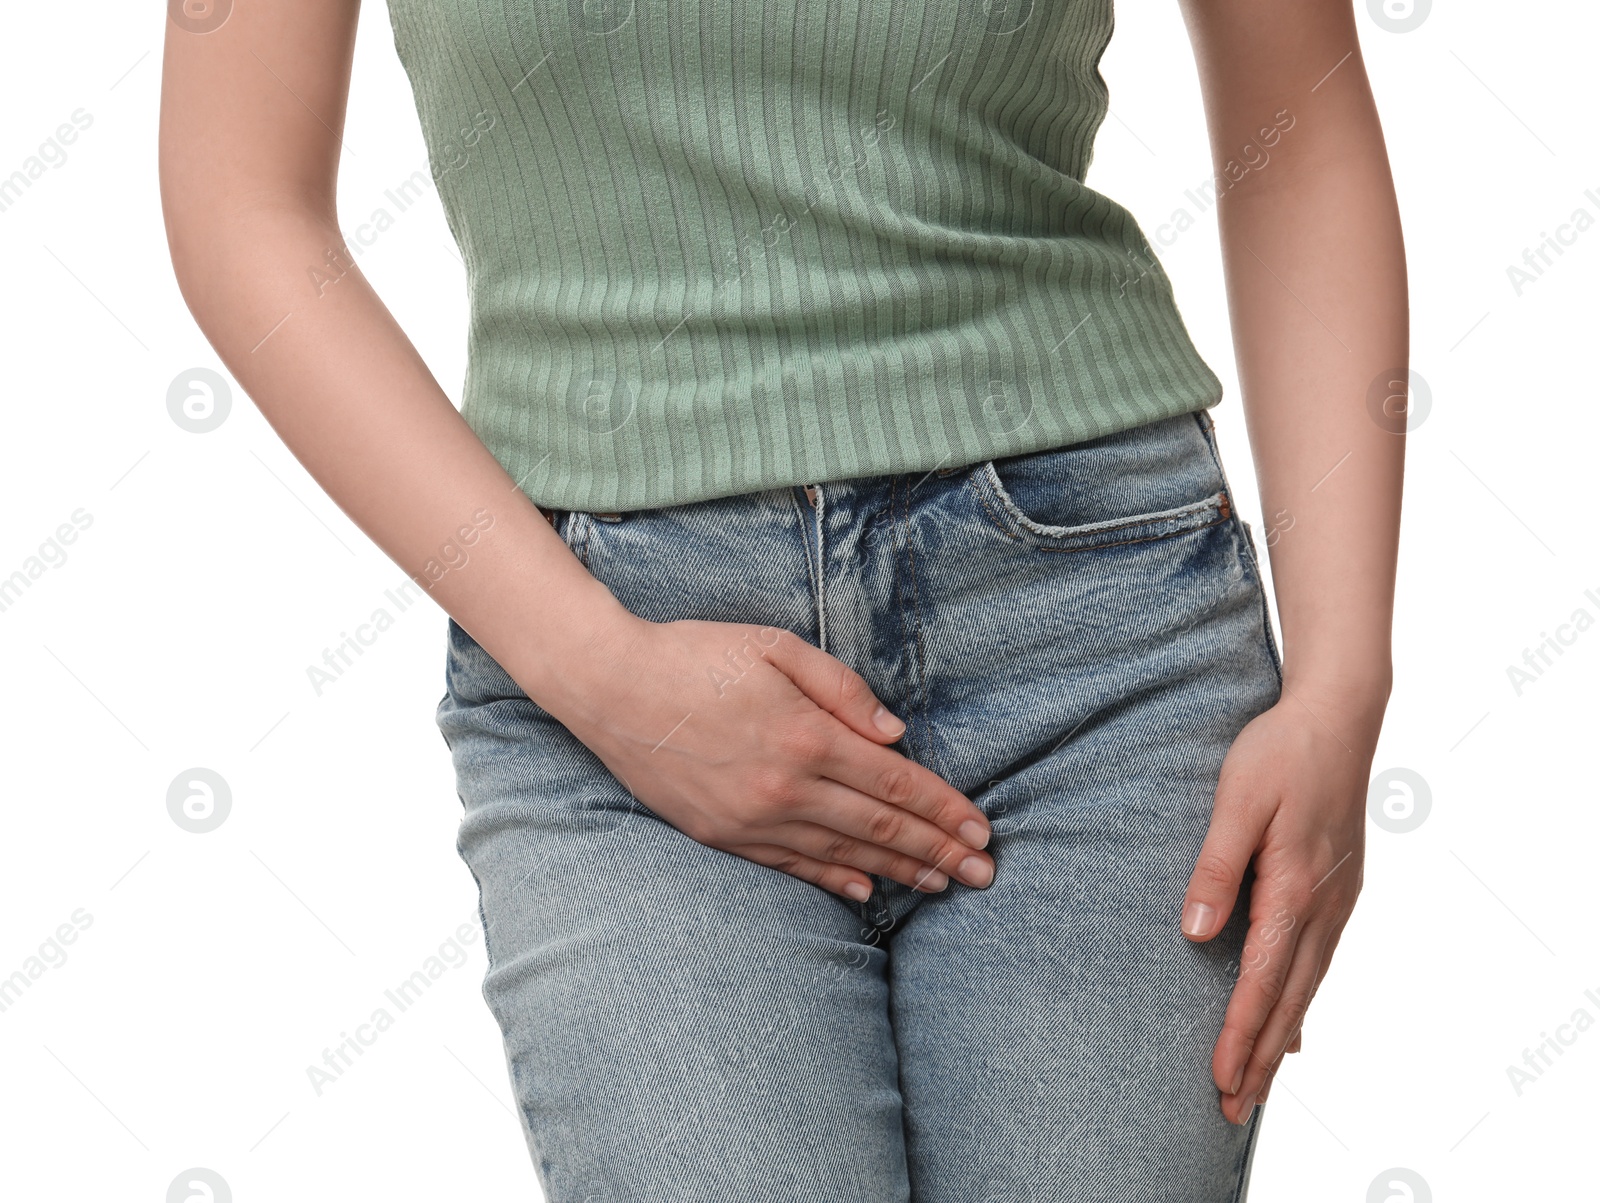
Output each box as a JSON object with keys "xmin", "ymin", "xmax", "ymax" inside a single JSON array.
[
  {"xmin": 1179, "ymin": 679, "xmax": 1386, "ymax": 1123},
  {"xmin": 548, "ymin": 614, "xmax": 996, "ymax": 903}
]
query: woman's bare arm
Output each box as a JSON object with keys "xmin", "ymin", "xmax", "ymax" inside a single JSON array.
[
  {"xmin": 1174, "ymin": 0, "xmax": 1405, "ymax": 1120},
  {"xmin": 159, "ymin": 0, "xmax": 994, "ymax": 900},
  {"xmin": 159, "ymin": 0, "xmax": 622, "ymax": 709}
]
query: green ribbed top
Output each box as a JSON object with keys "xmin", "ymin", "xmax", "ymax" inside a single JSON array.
[{"xmin": 383, "ymin": 0, "xmax": 1221, "ymax": 511}]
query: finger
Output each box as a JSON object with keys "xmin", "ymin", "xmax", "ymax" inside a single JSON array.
[
  {"xmin": 1312, "ymin": 918, "xmax": 1349, "ymax": 994},
  {"xmin": 1258, "ymin": 1004, "xmax": 1302, "ymax": 1106},
  {"xmin": 767, "ymin": 819, "xmax": 956, "ymax": 893},
  {"xmin": 1258, "ymin": 1059, "xmax": 1281, "ymax": 1105},
  {"xmin": 797, "ymin": 775, "xmax": 994, "ymax": 888},
  {"xmin": 1284, "ymin": 921, "xmax": 1346, "ymax": 1059},
  {"xmin": 1181, "ymin": 777, "xmax": 1272, "ymax": 943},
  {"xmin": 1245, "ymin": 1015, "xmax": 1297, "ymax": 1108},
  {"xmin": 737, "ymin": 842, "xmax": 876, "ymax": 903},
  {"xmin": 760, "ymin": 627, "xmax": 912, "ymax": 746},
  {"xmin": 1221, "ymin": 922, "xmax": 1330, "ymax": 1124},
  {"xmin": 818, "ymin": 726, "xmax": 992, "ymax": 853},
  {"xmin": 1210, "ymin": 895, "xmax": 1304, "ymax": 1097},
  {"xmin": 1283, "ymin": 915, "xmax": 1347, "ymax": 1066}
]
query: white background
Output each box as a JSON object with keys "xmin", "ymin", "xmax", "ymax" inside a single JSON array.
[{"xmin": 1, "ymin": 1, "xmax": 1594, "ymax": 1199}]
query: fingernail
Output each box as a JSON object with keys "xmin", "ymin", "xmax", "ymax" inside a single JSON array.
[
  {"xmin": 872, "ymin": 705, "xmax": 906, "ymax": 738},
  {"xmin": 915, "ymin": 869, "xmax": 949, "ymax": 892},
  {"xmin": 845, "ymin": 881, "xmax": 872, "ymax": 902},
  {"xmin": 1228, "ymin": 1064, "xmax": 1245, "ymax": 1096},
  {"xmin": 1181, "ymin": 900, "xmax": 1216, "ymax": 938},
  {"xmin": 957, "ymin": 856, "xmax": 994, "ymax": 888},
  {"xmin": 1235, "ymin": 1090, "xmax": 1258, "ymax": 1121},
  {"xmin": 958, "ymin": 819, "xmax": 991, "ymax": 850}
]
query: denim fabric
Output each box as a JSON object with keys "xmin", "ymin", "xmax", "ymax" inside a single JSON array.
[{"xmin": 437, "ymin": 409, "xmax": 1283, "ymax": 1201}]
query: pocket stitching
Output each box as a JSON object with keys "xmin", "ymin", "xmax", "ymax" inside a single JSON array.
[
  {"xmin": 1034, "ymin": 509, "xmax": 1230, "ymax": 554},
  {"xmin": 972, "ymin": 459, "xmax": 1229, "ymax": 551}
]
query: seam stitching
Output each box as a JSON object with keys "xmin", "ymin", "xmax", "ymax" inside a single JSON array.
[
  {"xmin": 900, "ymin": 478, "xmax": 952, "ymax": 783},
  {"xmin": 990, "ymin": 475, "xmax": 1226, "ymax": 538},
  {"xmin": 791, "ymin": 487, "xmax": 821, "ymax": 614},
  {"xmin": 1230, "ymin": 1100, "xmax": 1266, "ymax": 1202},
  {"xmin": 1033, "ymin": 511, "xmax": 1230, "ymax": 554},
  {"xmin": 970, "ymin": 453, "xmax": 1228, "ymax": 549},
  {"xmin": 1192, "ymin": 413, "xmax": 1285, "ymax": 682},
  {"xmin": 972, "ymin": 481, "xmax": 1024, "ymax": 543},
  {"xmin": 814, "ymin": 486, "xmax": 828, "ymax": 655}
]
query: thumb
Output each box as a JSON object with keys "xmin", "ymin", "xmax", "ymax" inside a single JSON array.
[
  {"xmin": 1181, "ymin": 794, "xmax": 1265, "ymax": 942},
  {"xmin": 757, "ymin": 626, "xmax": 908, "ymax": 744}
]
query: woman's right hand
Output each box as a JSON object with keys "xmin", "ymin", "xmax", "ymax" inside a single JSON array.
[{"xmin": 548, "ymin": 615, "xmax": 996, "ymax": 903}]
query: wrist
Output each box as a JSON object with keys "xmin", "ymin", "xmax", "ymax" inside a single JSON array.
[
  {"xmin": 1279, "ymin": 660, "xmax": 1391, "ymax": 745},
  {"xmin": 505, "ymin": 581, "xmax": 650, "ymax": 724}
]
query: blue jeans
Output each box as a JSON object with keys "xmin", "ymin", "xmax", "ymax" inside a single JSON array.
[{"xmin": 438, "ymin": 409, "xmax": 1282, "ymax": 1201}]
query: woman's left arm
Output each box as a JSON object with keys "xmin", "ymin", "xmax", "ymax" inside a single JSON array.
[{"xmin": 1173, "ymin": 0, "xmax": 1407, "ymax": 1123}]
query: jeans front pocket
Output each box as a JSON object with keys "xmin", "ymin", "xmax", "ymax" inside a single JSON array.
[{"xmin": 966, "ymin": 412, "xmax": 1232, "ymax": 553}]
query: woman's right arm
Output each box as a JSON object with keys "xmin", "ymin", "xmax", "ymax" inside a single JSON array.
[{"xmin": 158, "ymin": 0, "xmax": 993, "ymax": 901}]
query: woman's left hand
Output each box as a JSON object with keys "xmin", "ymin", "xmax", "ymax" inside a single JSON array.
[{"xmin": 1179, "ymin": 680, "xmax": 1386, "ymax": 1124}]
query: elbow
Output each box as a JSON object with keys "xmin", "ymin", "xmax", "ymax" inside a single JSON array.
[{"xmin": 159, "ymin": 157, "xmax": 232, "ymax": 316}]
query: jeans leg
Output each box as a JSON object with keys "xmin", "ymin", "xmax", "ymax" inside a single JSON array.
[
  {"xmin": 873, "ymin": 414, "xmax": 1282, "ymax": 1201},
  {"xmin": 888, "ymin": 767, "xmax": 1262, "ymax": 1202},
  {"xmin": 437, "ymin": 494, "xmax": 913, "ymax": 1200}
]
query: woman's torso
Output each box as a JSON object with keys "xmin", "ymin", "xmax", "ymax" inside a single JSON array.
[{"xmin": 384, "ymin": 0, "xmax": 1221, "ymax": 511}]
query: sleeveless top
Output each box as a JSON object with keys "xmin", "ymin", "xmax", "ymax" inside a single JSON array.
[{"xmin": 383, "ymin": 0, "xmax": 1221, "ymax": 511}]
